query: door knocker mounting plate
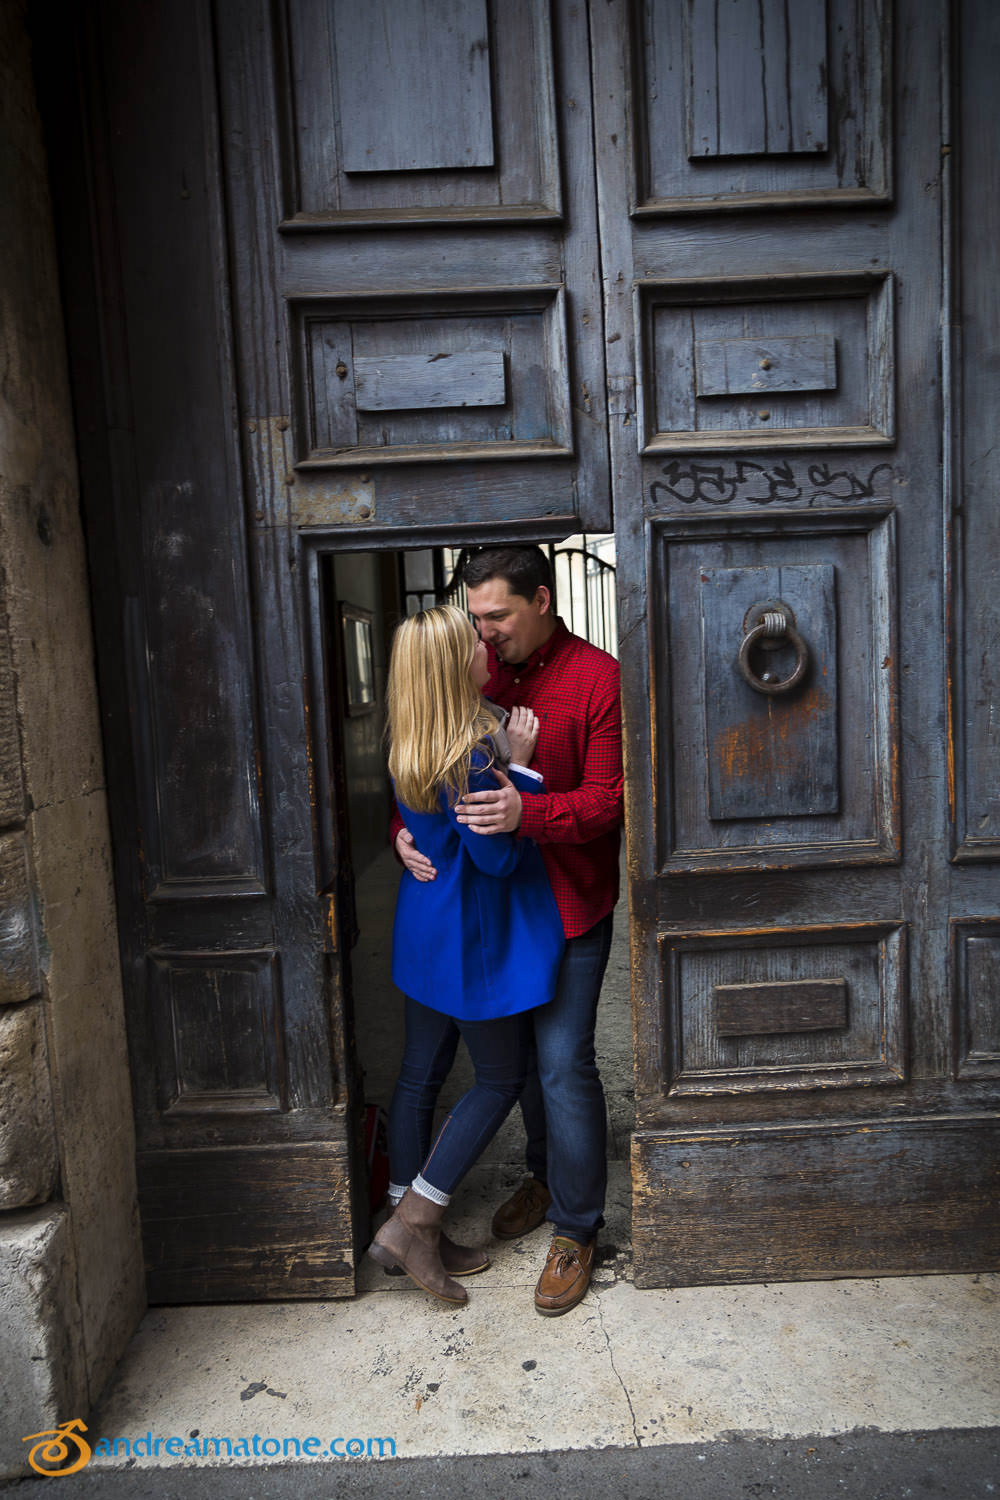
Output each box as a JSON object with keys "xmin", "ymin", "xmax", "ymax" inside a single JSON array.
[{"xmin": 737, "ymin": 598, "xmax": 809, "ymax": 696}]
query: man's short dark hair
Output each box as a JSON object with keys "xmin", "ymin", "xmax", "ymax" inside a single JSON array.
[{"xmin": 460, "ymin": 545, "xmax": 553, "ymax": 601}]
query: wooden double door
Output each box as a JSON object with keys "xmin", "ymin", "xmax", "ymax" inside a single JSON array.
[{"xmin": 51, "ymin": 0, "xmax": 999, "ymax": 1299}]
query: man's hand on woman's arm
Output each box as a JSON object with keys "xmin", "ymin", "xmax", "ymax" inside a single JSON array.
[
  {"xmin": 455, "ymin": 768, "xmax": 523, "ymax": 835},
  {"xmin": 395, "ymin": 827, "xmax": 437, "ymax": 881}
]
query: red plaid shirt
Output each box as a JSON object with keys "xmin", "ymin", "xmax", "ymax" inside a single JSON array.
[
  {"xmin": 390, "ymin": 620, "xmax": 623, "ymax": 939},
  {"xmin": 484, "ymin": 619, "xmax": 623, "ymax": 938}
]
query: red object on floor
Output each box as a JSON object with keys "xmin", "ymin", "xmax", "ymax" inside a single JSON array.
[{"xmin": 365, "ymin": 1104, "xmax": 390, "ymax": 1213}]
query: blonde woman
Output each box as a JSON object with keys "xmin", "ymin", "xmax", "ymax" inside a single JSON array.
[{"xmin": 368, "ymin": 605, "xmax": 563, "ymax": 1304}]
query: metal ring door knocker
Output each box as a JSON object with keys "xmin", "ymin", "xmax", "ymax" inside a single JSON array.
[{"xmin": 737, "ymin": 600, "xmax": 809, "ymax": 696}]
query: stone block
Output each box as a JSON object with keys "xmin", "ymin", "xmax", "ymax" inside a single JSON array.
[
  {"xmin": 0, "ymin": 830, "xmax": 40, "ymax": 1004},
  {"xmin": 0, "ymin": 1206, "xmax": 87, "ymax": 1480},
  {"xmin": 0, "ymin": 479, "xmax": 107, "ymax": 815},
  {"xmin": 30, "ymin": 793, "xmax": 119, "ymax": 997},
  {"xmin": 0, "ymin": 0, "xmax": 105, "ymax": 819},
  {"xmin": 0, "ymin": 1001, "xmax": 57, "ymax": 1209},
  {"xmin": 0, "ymin": 6, "xmax": 143, "ymax": 1467},
  {"xmin": 0, "ymin": 601, "xmax": 25, "ymax": 826},
  {"xmin": 31, "ymin": 792, "xmax": 145, "ymax": 1395}
]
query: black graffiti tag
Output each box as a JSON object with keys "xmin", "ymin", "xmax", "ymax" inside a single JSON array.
[{"xmin": 649, "ymin": 459, "xmax": 893, "ymax": 508}]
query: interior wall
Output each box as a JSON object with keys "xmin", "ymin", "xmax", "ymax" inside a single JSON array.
[
  {"xmin": 0, "ymin": 1, "xmax": 144, "ymax": 1475},
  {"xmin": 331, "ymin": 552, "xmax": 396, "ymax": 879}
]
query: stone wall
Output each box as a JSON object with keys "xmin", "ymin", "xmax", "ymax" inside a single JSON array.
[{"xmin": 0, "ymin": 0, "xmax": 145, "ymax": 1477}]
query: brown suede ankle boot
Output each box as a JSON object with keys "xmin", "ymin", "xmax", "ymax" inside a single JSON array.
[
  {"xmin": 381, "ymin": 1204, "xmax": 490, "ymax": 1278},
  {"xmin": 440, "ymin": 1231, "xmax": 490, "ymax": 1276},
  {"xmin": 367, "ymin": 1188, "xmax": 468, "ymax": 1305}
]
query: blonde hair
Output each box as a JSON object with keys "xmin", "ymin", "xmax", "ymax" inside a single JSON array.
[{"xmin": 387, "ymin": 605, "xmax": 496, "ymax": 813}]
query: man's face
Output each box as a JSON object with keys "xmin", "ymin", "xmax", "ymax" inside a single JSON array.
[{"xmin": 466, "ymin": 578, "xmax": 554, "ymax": 664}]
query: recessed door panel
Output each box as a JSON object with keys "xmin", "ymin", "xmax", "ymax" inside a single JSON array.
[
  {"xmin": 295, "ymin": 289, "xmax": 572, "ymax": 464},
  {"xmin": 283, "ymin": 0, "xmax": 560, "ymax": 225},
  {"xmin": 636, "ymin": 274, "xmax": 894, "ymax": 450},
  {"xmin": 660, "ymin": 924, "xmax": 906, "ymax": 1095},
  {"xmin": 632, "ymin": 0, "xmax": 891, "ymax": 213},
  {"xmin": 951, "ymin": 922, "xmax": 1000, "ymax": 1081},
  {"xmin": 149, "ymin": 951, "xmax": 286, "ymax": 1119},
  {"xmin": 653, "ymin": 510, "xmax": 898, "ymax": 871},
  {"xmin": 701, "ymin": 562, "xmax": 839, "ymax": 821}
]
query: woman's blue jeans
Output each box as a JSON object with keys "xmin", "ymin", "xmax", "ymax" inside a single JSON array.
[
  {"xmin": 521, "ymin": 912, "xmax": 614, "ymax": 1242},
  {"xmin": 388, "ymin": 996, "xmax": 532, "ymax": 1197}
]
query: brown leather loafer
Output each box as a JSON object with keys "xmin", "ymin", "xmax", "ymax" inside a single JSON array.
[
  {"xmin": 491, "ymin": 1177, "xmax": 552, "ymax": 1239},
  {"xmin": 534, "ymin": 1235, "xmax": 595, "ymax": 1316}
]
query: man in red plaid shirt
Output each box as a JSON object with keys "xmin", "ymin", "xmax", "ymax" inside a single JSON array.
[{"xmin": 394, "ymin": 545, "xmax": 623, "ymax": 1314}]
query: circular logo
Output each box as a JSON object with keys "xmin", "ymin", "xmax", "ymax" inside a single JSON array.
[{"xmin": 23, "ymin": 1419, "xmax": 92, "ymax": 1477}]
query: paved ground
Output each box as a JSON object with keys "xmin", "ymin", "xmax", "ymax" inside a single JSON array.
[
  {"xmin": 6, "ymin": 1175, "xmax": 995, "ymax": 1488},
  {"xmin": 6, "ymin": 855, "xmax": 997, "ymax": 1491}
]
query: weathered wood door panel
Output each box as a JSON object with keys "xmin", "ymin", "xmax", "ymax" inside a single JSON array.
[
  {"xmin": 592, "ymin": 0, "xmax": 1000, "ymax": 1284},
  {"xmin": 52, "ymin": 0, "xmax": 360, "ymax": 1301},
  {"xmin": 53, "ymin": 0, "xmax": 608, "ymax": 1301},
  {"xmin": 52, "ymin": 0, "xmax": 998, "ymax": 1299},
  {"xmin": 216, "ymin": 0, "xmax": 610, "ymax": 540},
  {"xmin": 205, "ymin": 0, "xmax": 608, "ymax": 1294}
]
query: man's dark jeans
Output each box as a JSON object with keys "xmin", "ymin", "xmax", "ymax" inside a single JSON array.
[{"xmin": 522, "ymin": 912, "xmax": 614, "ymax": 1242}]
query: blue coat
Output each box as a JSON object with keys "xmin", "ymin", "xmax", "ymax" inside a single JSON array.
[{"xmin": 392, "ymin": 757, "xmax": 565, "ymax": 1020}]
